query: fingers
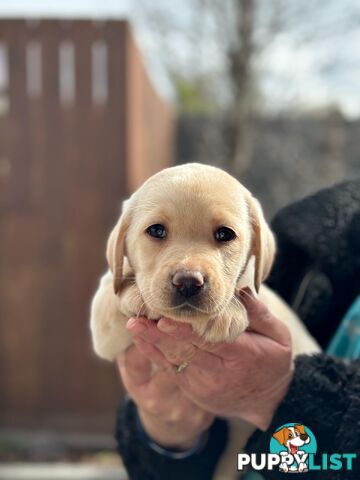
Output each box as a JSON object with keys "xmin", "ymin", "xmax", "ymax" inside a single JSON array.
[
  {"xmin": 238, "ymin": 290, "xmax": 292, "ymax": 346},
  {"xmin": 128, "ymin": 316, "xmax": 204, "ymax": 347},
  {"xmin": 117, "ymin": 344, "xmax": 152, "ymax": 387},
  {"xmin": 157, "ymin": 317, "xmax": 251, "ymax": 362},
  {"xmin": 132, "ymin": 338, "xmax": 170, "ymax": 369},
  {"xmin": 126, "ymin": 316, "xmax": 160, "ymax": 341},
  {"xmin": 127, "ymin": 317, "xmax": 197, "ymax": 364},
  {"xmin": 118, "ymin": 343, "xmax": 180, "ymax": 405},
  {"xmin": 127, "ymin": 317, "xmax": 222, "ymax": 372},
  {"xmin": 157, "ymin": 318, "xmax": 197, "ymax": 342}
]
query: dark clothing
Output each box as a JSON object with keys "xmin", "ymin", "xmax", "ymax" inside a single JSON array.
[
  {"xmin": 116, "ymin": 355, "xmax": 360, "ymax": 479},
  {"xmin": 268, "ymin": 179, "xmax": 360, "ymax": 347},
  {"xmin": 246, "ymin": 354, "xmax": 360, "ymax": 479},
  {"xmin": 115, "ymin": 180, "xmax": 360, "ymax": 479},
  {"xmin": 116, "ymin": 399, "xmax": 228, "ymax": 480}
]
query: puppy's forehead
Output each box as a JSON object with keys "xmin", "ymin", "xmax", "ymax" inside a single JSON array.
[
  {"xmin": 133, "ymin": 165, "xmax": 248, "ymax": 220},
  {"xmin": 144, "ymin": 164, "xmax": 242, "ymax": 192}
]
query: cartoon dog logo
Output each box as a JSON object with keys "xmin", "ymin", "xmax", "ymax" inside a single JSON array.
[{"xmin": 272, "ymin": 424, "xmax": 311, "ymax": 473}]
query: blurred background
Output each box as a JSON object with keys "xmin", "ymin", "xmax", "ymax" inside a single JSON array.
[{"xmin": 0, "ymin": 0, "xmax": 359, "ymax": 478}]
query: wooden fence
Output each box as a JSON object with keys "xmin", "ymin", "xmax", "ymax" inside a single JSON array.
[{"xmin": 0, "ymin": 19, "xmax": 173, "ymax": 432}]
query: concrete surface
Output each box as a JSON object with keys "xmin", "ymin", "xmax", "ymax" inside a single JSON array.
[
  {"xmin": 0, "ymin": 429, "xmax": 116, "ymax": 450},
  {"xmin": 0, "ymin": 463, "xmax": 128, "ymax": 480}
]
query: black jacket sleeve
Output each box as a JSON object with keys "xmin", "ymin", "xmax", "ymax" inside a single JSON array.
[
  {"xmin": 115, "ymin": 397, "xmax": 228, "ymax": 480},
  {"xmin": 246, "ymin": 354, "xmax": 360, "ymax": 479}
]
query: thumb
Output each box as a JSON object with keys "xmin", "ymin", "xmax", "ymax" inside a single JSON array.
[{"xmin": 238, "ymin": 289, "xmax": 291, "ymax": 346}]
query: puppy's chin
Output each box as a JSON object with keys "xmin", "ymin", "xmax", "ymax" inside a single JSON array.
[
  {"xmin": 151, "ymin": 303, "xmax": 213, "ymax": 323},
  {"xmin": 170, "ymin": 304, "xmax": 214, "ymax": 321}
]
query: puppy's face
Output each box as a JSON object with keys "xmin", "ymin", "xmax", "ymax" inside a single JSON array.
[
  {"xmin": 273, "ymin": 425, "xmax": 310, "ymax": 453},
  {"xmin": 107, "ymin": 164, "xmax": 275, "ymax": 331}
]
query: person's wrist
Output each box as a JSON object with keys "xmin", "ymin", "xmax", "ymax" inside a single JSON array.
[{"xmin": 138, "ymin": 407, "xmax": 208, "ymax": 451}]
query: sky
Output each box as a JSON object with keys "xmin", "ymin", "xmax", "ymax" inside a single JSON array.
[{"xmin": 0, "ymin": 0, "xmax": 359, "ymax": 118}]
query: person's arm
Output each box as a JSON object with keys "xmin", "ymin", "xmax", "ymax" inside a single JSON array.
[
  {"xmin": 245, "ymin": 353, "xmax": 360, "ymax": 479},
  {"xmin": 115, "ymin": 343, "xmax": 227, "ymax": 480},
  {"xmin": 115, "ymin": 396, "xmax": 228, "ymax": 480}
]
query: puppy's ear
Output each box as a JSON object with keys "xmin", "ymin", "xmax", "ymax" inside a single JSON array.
[
  {"xmin": 295, "ymin": 424, "xmax": 306, "ymax": 435},
  {"xmin": 245, "ymin": 193, "xmax": 276, "ymax": 292},
  {"xmin": 273, "ymin": 428, "xmax": 287, "ymax": 446},
  {"xmin": 106, "ymin": 200, "xmax": 131, "ymax": 294}
]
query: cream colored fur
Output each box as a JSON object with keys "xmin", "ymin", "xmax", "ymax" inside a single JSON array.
[{"xmin": 90, "ymin": 163, "xmax": 320, "ymax": 479}]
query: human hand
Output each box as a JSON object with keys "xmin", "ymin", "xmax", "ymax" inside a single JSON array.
[
  {"xmin": 117, "ymin": 342, "xmax": 214, "ymax": 450},
  {"xmin": 126, "ymin": 290, "xmax": 294, "ymax": 431}
]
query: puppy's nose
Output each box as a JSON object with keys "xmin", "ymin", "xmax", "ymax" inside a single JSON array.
[
  {"xmin": 171, "ymin": 270, "xmax": 205, "ymax": 298},
  {"xmin": 300, "ymin": 434, "xmax": 308, "ymax": 441}
]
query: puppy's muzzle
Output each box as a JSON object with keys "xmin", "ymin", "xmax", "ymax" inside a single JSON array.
[{"xmin": 171, "ymin": 270, "xmax": 205, "ymax": 299}]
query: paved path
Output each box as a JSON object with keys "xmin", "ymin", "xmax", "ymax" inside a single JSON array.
[{"xmin": 0, "ymin": 463, "xmax": 128, "ymax": 480}]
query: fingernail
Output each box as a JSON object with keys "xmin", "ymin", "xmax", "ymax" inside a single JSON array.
[
  {"xmin": 158, "ymin": 318, "xmax": 177, "ymax": 333},
  {"xmin": 127, "ymin": 317, "xmax": 147, "ymax": 332},
  {"xmin": 239, "ymin": 287, "xmax": 254, "ymax": 300},
  {"xmin": 238, "ymin": 289, "xmax": 254, "ymax": 306},
  {"xmin": 127, "ymin": 317, "xmax": 138, "ymax": 329}
]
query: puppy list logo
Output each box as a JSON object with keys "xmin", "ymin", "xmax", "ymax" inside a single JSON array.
[
  {"xmin": 237, "ymin": 423, "xmax": 357, "ymax": 473},
  {"xmin": 270, "ymin": 423, "xmax": 316, "ymax": 473}
]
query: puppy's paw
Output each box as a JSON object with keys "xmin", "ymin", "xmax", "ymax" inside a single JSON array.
[{"xmin": 90, "ymin": 299, "xmax": 132, "ymax": 361}]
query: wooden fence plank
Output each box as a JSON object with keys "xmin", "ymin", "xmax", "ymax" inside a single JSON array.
[{"xmin": 0, "ymin": 19, "xmax": 173, "ymax": 432}]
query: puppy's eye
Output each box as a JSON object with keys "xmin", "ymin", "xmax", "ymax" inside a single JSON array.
[
  {"xmin": 288, "ymin": 433, "xmax": 293, "ymax": 438},
  {"xmin": 146, "ymin": 224, "xmax": 167, "ymax": 239},
  {"xmin": 214, "ymin": 227, "xmax": 236, "ymax": 242}
]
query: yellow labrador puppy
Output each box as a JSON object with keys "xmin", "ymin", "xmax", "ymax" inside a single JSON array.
[{"xmin": 90, "ymin": 163, "xmax": 319, "ymax": 479}]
